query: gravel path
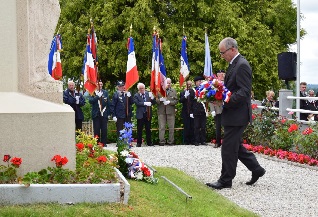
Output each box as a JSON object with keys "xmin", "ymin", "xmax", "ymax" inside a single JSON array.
[{"xmin": 106, "ymin": 143, "xmax": 318, "ymax": 217}]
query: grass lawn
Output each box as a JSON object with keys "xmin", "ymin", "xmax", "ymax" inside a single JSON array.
[{"xmin": 0, "ymin": 167, "xmax": 258, "ymax": 217}]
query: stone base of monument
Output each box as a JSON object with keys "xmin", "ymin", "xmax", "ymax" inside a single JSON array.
[
  {"xmin": 0, "ymin": 92, "xmax": 76, "ymax": 175},
  {"xmin": 0, "ymin": 169, "xmax": 130, "ymax": 205}
]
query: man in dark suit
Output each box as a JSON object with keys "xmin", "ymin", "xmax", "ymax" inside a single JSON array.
[
  {"xmin": 63, "ymin": 81, "xmax": 86, "ymax": 132},
  {"xmin": 88, "ymin": 80, "xmax": 111, "ymax": 147},
  {"xmin": 206, "ymin": 37, "xmax": 265, "ymax": 189},
  {"xmin": 111, "ymin": 80, "xmax": 133, "ymax": 138},
  {"xmin": 133, "ymin": 83, "xmax": 156, "ymax": 147},
  {"xmin": 179, "ymin": 80, "xmax": 195, "ymax": 145},
  {"xmin": 300, "ymin": 82, "xmax": 308, "ymax": 120}
]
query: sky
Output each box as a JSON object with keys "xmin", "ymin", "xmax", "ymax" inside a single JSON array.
[{"xmin": 290, "ymin": 0, "xmax": 318, "ymax": 84}]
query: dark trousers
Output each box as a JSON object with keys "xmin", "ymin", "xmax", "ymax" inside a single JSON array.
[
  {"xmin": 93, "ymin": 116, "xmax": 108, "ymax": 146},
  {"xmin": 137, "ymin": 113, "xmax": 152, "ymax": 146},
  {"xmin": 182, "ymin": 115, "xmax": 195, "ymax": 144},
  {"xmin": 219, "ymin": 125, "xmax": 262, "ymax": 186},
  {"xmin": 116, "ymin": 116, "xmax": 132, "ymax": 138},
  {"xmin": 194, "ymin": 114, "xmax": 207, "ymax": 144},
  {"xmin": 215, "ymin": 114, "xmax": 222, "ymax": 145},
  {"xmin": 75, "ymin": 119, "xmax": 83, "ymax": 132}
]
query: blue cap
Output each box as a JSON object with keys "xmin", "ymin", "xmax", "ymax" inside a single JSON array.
[{"xmin": 116, "ymin": 81, "xmax": 125, "ymax": 87}]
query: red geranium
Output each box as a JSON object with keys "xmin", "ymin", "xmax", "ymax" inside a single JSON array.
[
  {"xmin": 51, "ymin": 155, "xmax": 68, "ymax": 167},
  {"xmin": 87, "ymin": 143, "xmax": 93, "ymax": 149},
  {"xmin": 3, "ymin": 154, "xmax": 11, "ymax": 162},
  {"xmin": 251, "ymin": 104, "xmax": 258, "ymax": 110},
  {"xmin": 141, "ymin": 167, "xmax": 151, "ymax": 177},
  {"xmin": 97, "ymin": 155, "xmax": 107, "ymax": 163},
  {"xmin": 10, "ymin": 157, "xmax": 22, "ymax": 168},
  {"xmin": 76, "ymin": 143, "xmax": 85, "ymax": 151},
  {"xmin": 288, "ymin": 124, "xmax": 298, "ymax": 133},
  {"xmin": 302, "ymin": 127, "xmax": 313, "ymax": 135},
  {"xmin": 281, "ymin": 119, "xmax": 287, "ymax": 124}
]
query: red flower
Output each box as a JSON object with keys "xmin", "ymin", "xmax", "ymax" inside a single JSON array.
[
  {"xmin": 204, "ymin": 83, "xmax": 210, "ymax": 88},
  {"xmin": 10, "ymin": 157, "xmax": 22, "ymax": 168},
  {"xmin": 3, "ymin": 154, "xmax": 11, "ymax": 162},
  {"xmin": 215, "ymin": 91, "xmax": 223, "ymax": 100},
  {"xmin": 51, "ymin": 154, "xmax": 68, "ymax": 167},
  {"xmin": 288, "ymin": 124, "xmax": 298, "ymax": 133},
  {"xmin": 251, "ymin": 104, "xmax": 258, "ymax": 110},
  {"xmin": 129, "ymin": 151, "xmax": 139, "ymax": 159},
  {"xmin": 281, "ymin": 119, "xmax": 287, "ymax": 124},
  {"xmin": 302, "ymin": 127, "xmax": 313, "ymax": 135},
  {"xmin": 199, "ymin": 91, "xmax": 205, "ymax": 98},
  {"xmin": 141, "ymin": 167, "xmax": 151, "ymax": 177},
  {"xmin": 97, "ymin": 155, "xmax": 107, "ymax": 163},
  {"xmin": 76, "ymin": 143, "xmax": 85, "ymax": 151},
  {"xmin": 252, "ymin": 114, "xmax": 256, "ymax": 120},
  {"xmin": 87, "ymin": 144, "xmax": 93, "ymax": 149}
]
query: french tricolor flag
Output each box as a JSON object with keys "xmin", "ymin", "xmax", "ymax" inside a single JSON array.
[
  {"xmin": 125, "ymin": 37, "xmax": 139, "ymax": 90},
  {"xmin": 82, "ymin": 35, "xmax": 97, "ymax": 95},
  {"xmin": 150, "ymin": 34, "xmax": 159, "ymax": 96},
  {"xmin": 180, "ymin": 35, "xmax": 190, "ymax": 87},
  {"xmin": 48, "ymin": 34, "xmax": 62, "ymax": 80}
]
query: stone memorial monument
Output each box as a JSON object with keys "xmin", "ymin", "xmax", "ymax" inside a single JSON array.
[{"xmin": 0, "ymin": 0, "xmax": 75, "ymax": 175}]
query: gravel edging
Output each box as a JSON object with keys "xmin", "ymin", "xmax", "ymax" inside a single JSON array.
[{"xmin": 105, "ymin": 144, "xmax": 318, "ymax": 217}]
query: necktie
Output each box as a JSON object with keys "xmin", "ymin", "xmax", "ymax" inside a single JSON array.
[{"xmin": 142, "ymin": 94, "xmax": 146, "ymax": 101}]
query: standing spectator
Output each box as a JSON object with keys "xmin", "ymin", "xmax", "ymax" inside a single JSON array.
[
  {"xmin": 63, "ymin": 80, "xmax": 86, "ymax": 132},
  {"xmin": 209, "ymin": 70, "xmax": 225, "ymax": 148},
  {"xmin": 261, "ymin": 90, "xmax": 276, "ymax": 107},
  {"xmin": 133, "ymin": 83, "xmax": 156, "ymax": 147},
  {"xmin": 307, "ymin": 89, "xmax": 318, "ymax": 121},
  {"xmin": 190, "ymin": 75, "xmax": 207, "ymax": 146},
  {"xmin": 111, "ymin": 80, "xmax": 133, "ymax": 138},
  {"xmin": 88, "ymin": 81, "xmax": 111, "ymax": 147},
  {"xmin": 180, "ymin": 80, "xmax": 195, "ymax": 145},
  {"xmin": 300, "ymin": 82, "xmax": 308, "ymax": 120},
  {"xmin": 156, "ymin": 78, "xmax": 178, "ymax": 146},
  {"xmin": 206, "ymin": 37, "xmax": 265, "ymax": 189}
]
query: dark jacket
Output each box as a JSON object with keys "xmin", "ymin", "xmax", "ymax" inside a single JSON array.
[
  {"xmin": 88, "ymin": 89, "xmax": 111, "ymax": 119},
  {"xmin": 111, "ymin": 91, "xmax": 133, "ymax": 119},
  {"xmin": 222, "ymin": 54, "xmax": 252, "ymax": 126},
  {"xmin": 133, "ymin": 91, "xmax": 156, "ymax": 119},
  {"xmin": 180, "ymin": 88, "xmax": 195, "ymax": 118},
  {"xmin": 63, "ymin": 89, "xmax": 85, "ymax": 120}
]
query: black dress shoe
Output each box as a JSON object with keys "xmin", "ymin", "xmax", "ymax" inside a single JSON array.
[
  {"xmin": 136, "ymin": 143, "xmax": 141, "ymax": 147},
  {"xmin": 194, "ymin": 143, "xmax": 199, "ymax": 146},
  {"xmin": 246, "ymin": 168, "xmax": 266, "ymax": 185},
  {"xmin": 201, "ymin": 142, "xmax": 207, "ymax": 146},
  {"xmin": 206, "ymin": 181, "xmax": 231, "ymax": 190}
]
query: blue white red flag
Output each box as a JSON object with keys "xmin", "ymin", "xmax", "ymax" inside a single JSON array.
[
  {"xmin": 180, "ymin": 35, "xmax": 190, "ymax": 87},
  {"xmin": 150, "ymin": 34, "xmax": 159, "ymax": 96},
  {"xmin": 82, "ymin": 34, "xmax": 97, "ymax": 95},
  {"xmin": 158, "ymin": 39, "xmax": 167, "ymax": 97},
  {"xmin": 48, "ymin": 34, "xmax": 62, "ymax": 80},
  {"xmin": 125, "ymin": 37, "xmax": 139, "ymax": 90},
  {"xmin": 204, "ymin": 33, "xmax": 212, "ymax": 78}
]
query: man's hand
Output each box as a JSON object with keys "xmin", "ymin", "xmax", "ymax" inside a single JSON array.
[
  {"xmin": 149, "ymin": 92, "xmax": 154, "ymax": 100},
  {"xmin": 163, "ymin": 100, "xmax": 170, "ymax": 105},
  {"xmin": 184, "ymin": 90, "xmax": 190, "ymax": 98},
  {"xmin": 113, "ymin": 117, "xmax": 117, "ymax": 122},
  {"xmin": 160, "ymin": 97, "xmax": 166, "ymax": 102},
  {"xmin": 75, "ymin": 96, "xmax": 80, "ymax": 104},
  {"xmin": 126, "ymin": 92, "xmax": 131, "ymax": 97},
  {"xmin": 190, "ymin": 113, "xmax": 194, "ymax": 118}
]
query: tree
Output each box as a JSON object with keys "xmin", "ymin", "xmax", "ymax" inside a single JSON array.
[{"xmin": 57, "ymin": 0, "xmax": 301, "ymax": 98}]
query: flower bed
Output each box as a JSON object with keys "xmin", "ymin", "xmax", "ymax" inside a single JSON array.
[{"xmin": 0, "ymin": 168, "xmax": 130, "ymax": 205}]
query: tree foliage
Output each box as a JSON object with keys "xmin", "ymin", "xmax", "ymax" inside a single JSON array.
[{"xmin": 57, "ymin": 0, "xmax": 302, "ymax": 98}]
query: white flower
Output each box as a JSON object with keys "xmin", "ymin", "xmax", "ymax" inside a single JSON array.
[
  {"xmin": 135, "ymin": 171, "xmax": 143, "ymax": 180},
  {"xmin": 120, "ymin": 150, "xmax": 129, "ymax": 157}
]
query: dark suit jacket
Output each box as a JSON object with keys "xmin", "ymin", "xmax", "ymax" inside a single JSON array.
[
  {"xmin": 180, "ymin": 88, "xmax": 195, "ymax": 118},
  {"xmin": 111, "ymin": 91, "xmax": 133, "ymax": 119},
  {"xmin": 133, "ymin": 91, "xmax": 157, "ymax": 119},
  {"xmin": 63, "ymin": 89, "xmax": 85, "ymax": 120},
  {"xmin": 88, "ymin": 89, "xmax": 111, "ymax": 119},
  {"xmin": 222, "ymin": 54, "xmax": 252, "ymax": 126}
]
